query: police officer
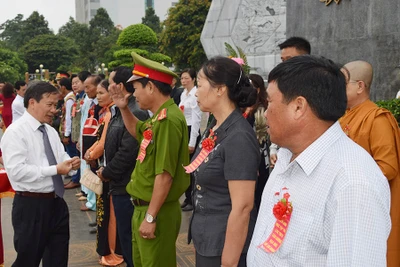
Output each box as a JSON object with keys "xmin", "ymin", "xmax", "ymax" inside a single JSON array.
[{"xmin": 109, "ymin": 52, "xmax": 190, "ymax": 267}]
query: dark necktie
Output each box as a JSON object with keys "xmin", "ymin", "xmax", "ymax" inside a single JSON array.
[{"xmin": 38, "ymin": 125, "xmax": 65, "ymax": 198}]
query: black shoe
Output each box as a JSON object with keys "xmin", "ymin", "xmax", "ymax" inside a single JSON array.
[
  {"xmin": 88, "ymin": 222, "xmax": 97, "ymax": 227},
  {"xmin": 182, "ymin": 204, "xmax": 193, "ymax": 211},
  {"xmin": 89, "ymin": 227, "xmax": 97, "ymax": 234},
  {"xmin": 180, "ymin": 201, "xmax": 188, "ymax": 208}
]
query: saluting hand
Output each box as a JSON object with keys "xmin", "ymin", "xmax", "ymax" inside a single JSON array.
[{"xmin": 109, "ymin": 83, "xmax": 130, "ymax": 109}]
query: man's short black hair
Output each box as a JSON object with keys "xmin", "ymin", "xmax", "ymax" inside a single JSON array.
[
  {"xmin": 24, "ymin": 81, "xmax": 60, "ymax": 108},
  {"xmin": 268, "ymin": 55, "xmax": 346, "ymax": 122},
  {"xmin": 59, "ymin": 77, "xmax": 72, "ymax": 91},
  {"xmin": 278, "ymin": 37, "xmax": 311, "ymax": 54},
  {"xmin": 77, "ymin": 71, "xmax": 91, "ymax": 83},
  {"xmin": 113, "ymin": 66, "xmax": 135, "ymax": 93},
  {"xmin": 15, "ymin": 81, "xmax": 26, "ymax": 90}
]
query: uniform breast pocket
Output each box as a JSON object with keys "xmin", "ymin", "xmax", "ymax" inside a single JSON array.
[{"xmin": 276, "ymin": 211, "xmax": 313, "ymax": 266}]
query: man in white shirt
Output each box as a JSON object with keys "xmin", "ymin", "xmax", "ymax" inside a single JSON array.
[
  {"xmin": 11, "ymin": 81, "xmax": 27, "ymax": 123},
  {"xmin": 1, "ymin": 81, "xmax": 80, "ymax": 267},
  {"xmin": 247, "ymin": 56, "xmax": 391, "ymax": 267}
]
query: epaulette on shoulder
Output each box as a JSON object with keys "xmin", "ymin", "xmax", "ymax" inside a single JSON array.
[{"xmin": 158, "ymin": 108, "xmax": 167, "ymax": 121}]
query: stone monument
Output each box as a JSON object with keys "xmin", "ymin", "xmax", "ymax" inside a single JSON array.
[
  {"xmin": 201, "ymin": 0, "xmax": 400, "ymax": 100},
  {"xmin": 201, "ymin": 0, "xmax": 287, "ymax": 78}
]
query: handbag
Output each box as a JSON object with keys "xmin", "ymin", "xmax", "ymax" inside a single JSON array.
[{"xmin": 80, "ymin": 167, "xmax": 103, "ymax": 195}]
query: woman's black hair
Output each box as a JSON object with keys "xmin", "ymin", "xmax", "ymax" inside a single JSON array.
[
  {"xmin": 181, "ymin": 68, "xmax": 196, "ymax": 80},
  {"xmin": 100, "ymin": 79, "xmax": 110, "ymax": 91},
  {"xmin": 249, "ymin": 73, "xmax": 267, "ymax": 110},
  {"xmin": 201, "ymin": 56, "xmax": 257, "ymax": 108}
]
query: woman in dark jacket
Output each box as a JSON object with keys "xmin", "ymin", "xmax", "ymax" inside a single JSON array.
[{"xmin": 187, "ymin": 57, "xmax": 260, "ymax": 266}]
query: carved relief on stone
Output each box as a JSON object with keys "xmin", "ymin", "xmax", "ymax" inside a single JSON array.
[
  {"xmin": 320, "ymin": 0, "xmax": 341, "ymax": 6},
  {"xmin": 231, "ymin": 0, "xmax": 285, "ymax": 55}
]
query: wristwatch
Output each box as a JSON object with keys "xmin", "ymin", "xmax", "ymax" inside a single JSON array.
[{"xmin": 145, "ymin": 212, "xmax": 157, "ymax": 223}]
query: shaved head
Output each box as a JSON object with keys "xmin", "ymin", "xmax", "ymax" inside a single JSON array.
[
  {"xmin": 344, "ymin": 61, "xmax": 373, "ymax": 91},
  {"xmin": 343, "ymin": 61, "xmax": 373, "ymax": 108}
]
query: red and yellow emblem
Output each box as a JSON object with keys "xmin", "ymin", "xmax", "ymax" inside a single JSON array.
[{"xmin": 259, "ymin": 187, "xmax": 293, "ymax": 253}]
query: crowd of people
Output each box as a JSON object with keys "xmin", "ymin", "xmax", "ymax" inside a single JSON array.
[{"xmin": 0, "ymin": 36, "xmax": 399, "ymax": 267}]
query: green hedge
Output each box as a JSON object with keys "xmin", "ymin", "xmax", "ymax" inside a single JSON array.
[
  {"xmin": 376, "ymin": 98, "xmax": 400, "ymax": 126},
  {"xmin": 113, "ymin": 49, "xmax": 149, "ymax": 59},
  {"xmin": 117, "ymin": 24, "xmax": 157, "ymax": 48},
  {"xmin": 148, "ymin": 53, "xmax": 172, "ymax": 64}
]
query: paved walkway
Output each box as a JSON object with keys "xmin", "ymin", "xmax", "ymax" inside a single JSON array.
[{"xmin": 1, "ymin": 186, "xmax": 195, "ymax": 266}]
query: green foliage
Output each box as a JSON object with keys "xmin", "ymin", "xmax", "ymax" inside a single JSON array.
[
  {"xmin": 117, "ymin": 24, "xmax": 157, "ymax": 48},
  {"xmin": 58, "ymin": 17, "xmax": 90, "ymax": 50},
  {"xmin": 142, "ymin": 7, "xmax": 162, "ymax": 34},
  {"xmin": 0, "ymin": 47, "xmax": 27, "ymax": 83},
  {"xmin": 89, "ymin": 8, "xmax": 116, "ymax": 37},
  {"xmin": 224, "ymin": 42, "xmax": 251, "ymax": 74},
  {"xmin": 0, "ymin": 12, "xmax": 52, "ymax": 51},
  {"xmin": 225, "ymin": 43, "xmax": 238, "ymax": 58},
  {"xmin": 114, "ymin": 49, "xmax": 149, "ymax": 59},
  {"xmin": 376, "ymin": 99, "xmax": 400, "ymax": 126},
  {"xmin": 57, "ymin": 10, "xmax": 118, "ymax": 71},
  {"xmin": 148, "ymin": 53, "xmax": 172, "ymax": 64},
  {"xmin": 20, "ymin": 34, "xmax": 78, "ymax": 73},
  {"xmin": 160, "ymin": 0, "xmax": 211, "ymax": 70}
]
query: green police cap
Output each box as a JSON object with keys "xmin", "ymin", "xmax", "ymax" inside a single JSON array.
[{"xmin": 127, "ymin": 52, "xmax": 178, "ymax": 85}]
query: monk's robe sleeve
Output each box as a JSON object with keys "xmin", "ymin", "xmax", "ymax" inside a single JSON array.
[{"xmin": 370, "ymin": 114, "xmax": 399, "ymax": 181}]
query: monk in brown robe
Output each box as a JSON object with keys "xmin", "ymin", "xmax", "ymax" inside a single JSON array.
[{"xmin": 340, "ymin": 60, "xmax": 400, "ymax": 267}]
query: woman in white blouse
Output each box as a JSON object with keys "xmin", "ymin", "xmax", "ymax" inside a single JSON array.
[{"xmin": 179, "ymin": 68, "xmax": 202, "ymax": 211}]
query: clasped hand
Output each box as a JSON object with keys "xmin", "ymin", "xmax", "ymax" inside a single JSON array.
[{"xmin": 56, "ymin": 156, "xmax": 80, "ymax": 175}]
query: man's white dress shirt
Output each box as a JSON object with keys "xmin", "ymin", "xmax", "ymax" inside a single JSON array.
[
  {"xmin": 179, "ymin": 86, "xmax": 202, "ymax": 147},
  {"xmin": 1, "ymin": 112, "xmax": 72, "ymax": 193},
  {"xmin": 247, "ymin": 122, "xmax": 391, "ymax": 267},
  {"xmin": 11, "ymin": 94, "xmax": 25, "ymax": 123}
]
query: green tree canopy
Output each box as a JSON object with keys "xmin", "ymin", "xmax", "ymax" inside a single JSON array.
[
  {"xmin": 89, "ymin": 8, "xmax": 116, "ymax": 37},
  {"xmin": 0, "ymin": 47, "xmax": 27, "ymax": 83},
  {"xmin": 142, "ymin": 7, "xmax": 162, "ymax": 34},
  {"xmin": 58, "ymin": 17, "xmax": 90, "ymax": 50},
  {"xmin": 160, "ymin": 0, "xmax": 211, "ymax": 70},
  {"xmin": 57, "ymin": 9, "xmax": 119, "ymax": 71},
  {"xmin": 117, "ymin": 24, "xmax": 157, "ymax": 48},
  {"xmin": 0, "ymin": 12, "xmax": 52, "ymax": 51},
  {"xmin": 20, "ymin": 34, "xmax": 78, "ymax": 72},
  {"xmin": 110, "ymin": 24, "xmax": 170, "ymax": 69}
]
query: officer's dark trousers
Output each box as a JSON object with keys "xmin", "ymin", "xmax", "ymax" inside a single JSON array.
[
  {"xmin": 113, "ymin": 194, "xmax": 134, "ymax": 267},
  {"xmin": 195, "ymin": 252, "xmax": 247, "ymax": 267},
  {"xmin": 11, "ymin": 194, "xmax": 69, "ymax": 267}
]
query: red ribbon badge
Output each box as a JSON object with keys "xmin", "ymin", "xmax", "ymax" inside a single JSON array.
[
  {"xmin": 259, "ymin": 188, "xmax": 293, "ymax": 253},
  {"xmin": 137, "ymin": 129, "xmax": 153, "ymax": 163},
  {"xmin": 184, "ymin": 129, "xmax": 217, "ymax": 173}
]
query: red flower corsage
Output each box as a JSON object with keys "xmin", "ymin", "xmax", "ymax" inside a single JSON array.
[
  {"xmin": 143, "ymin": 129, "xmax": 153, "ymax": 140},
  {"xmin": 201, "ymin": 129, "xmax": 217, "ymax": 151},
  {"xmin": 273, "ymin": 189, "xmax": 293, "ymax": 222},
  {"xmin": 259, "ymin": 188, "xmax": 293, "ymax": 253}
]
